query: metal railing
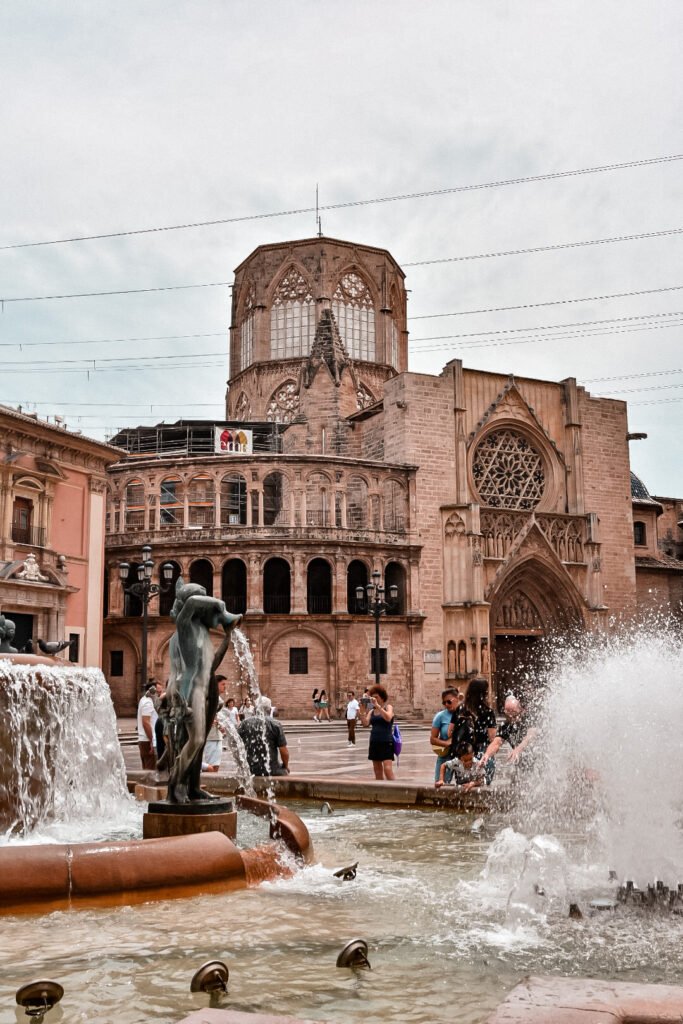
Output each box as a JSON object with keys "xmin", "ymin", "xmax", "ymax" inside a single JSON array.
[{"xmin": 11, "ymin": 523, "xmax": 46, "ymax": 547}]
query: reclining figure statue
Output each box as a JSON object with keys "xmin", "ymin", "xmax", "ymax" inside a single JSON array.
[{"xmin": 163, "ymin": 578, "xmax": 242, "ymax": 804}]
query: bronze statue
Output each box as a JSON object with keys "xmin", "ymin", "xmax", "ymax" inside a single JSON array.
[
  {"xmin": 0, "ymin": 615, "xmax": 18, "ymax": 654},
  {"xmin": 163, "ymin": 579, "xmax": 241, "ymax": 803}
]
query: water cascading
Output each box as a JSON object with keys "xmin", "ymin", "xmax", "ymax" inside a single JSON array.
[
  {"xmin": 0, "ymin": 659, "xmax": 136, "ymax": 840},
  {"xmin": 501, "ymin": 623, "xmax": 683, "ymax": 906}
]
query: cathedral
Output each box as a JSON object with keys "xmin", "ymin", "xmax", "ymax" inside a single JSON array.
[{"xmin": 103, "ymin": 236, "xmax": 683, "ymax": 717}]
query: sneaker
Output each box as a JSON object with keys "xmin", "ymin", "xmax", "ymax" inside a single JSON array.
[
  {"xmin": 347, "ymin": 741, "xmax": 354, "ymax": 747},
  {"xmin": 313, "ymin": 716, "xmax": 318, "ymax": 721}
]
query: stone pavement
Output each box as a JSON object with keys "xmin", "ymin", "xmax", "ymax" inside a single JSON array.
[{"xmin": 118, "ymin": 716, "xmax": 513, "ymax": 790}]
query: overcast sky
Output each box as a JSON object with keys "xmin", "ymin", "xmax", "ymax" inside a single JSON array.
[{"xmin": 1, "ymin": 0, "xmax": 682, "ymax": 494}]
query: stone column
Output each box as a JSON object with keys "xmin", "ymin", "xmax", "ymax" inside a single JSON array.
[
  {"xmin": 291, "ymin": 554, "xmax": 306, "ymax": 614},
  {"xmin": 332, "ymin": 554, "xmax": 346, "ymax": 614},
  {"xmin": 247, "ymin": 554, "xmax": 263, "ymax": 614}
]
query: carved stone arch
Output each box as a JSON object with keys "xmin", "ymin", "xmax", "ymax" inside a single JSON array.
[
  {"xmin": 488, "ymin": 545, "xmax": 586, "ymax": 708},
  {"xmin": 262, "ymin": 623, "xmax": 335, "ymax": 665},
  {"xmin": 468, "ymin": 417, "xmax": 563, "ymax": 513},
  {"xmin": 331, "ymin": 263, "xmax": 380, "ymax": 308},
  {"xmin": 236, "ymin": 278, "xmax": 256, "ymax": 319},
  {"xmin": 266, "ymin": 260, "xmax": 316, "ymax": 308},
  {"xmin": 489, "ymin": 550, "xmax": 586, "ymax": 630}
]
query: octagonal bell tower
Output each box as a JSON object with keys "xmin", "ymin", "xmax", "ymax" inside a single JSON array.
[{"xmin": 225, "ymin": 236, "xmax": 408, "ymax": 453}]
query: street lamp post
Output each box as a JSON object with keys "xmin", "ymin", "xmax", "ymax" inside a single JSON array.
[
  {"xmin": 356, "ymin": 569, "xmax": 398, "ymax": 687},
  {"xmin": 119, "ymin": 545, "xmax": 174, "ymax": 692}
]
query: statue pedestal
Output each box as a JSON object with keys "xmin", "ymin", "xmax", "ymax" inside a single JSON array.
[{"xmin": 143, "ymin": 799, "xmax": 237, "ymax": 841}]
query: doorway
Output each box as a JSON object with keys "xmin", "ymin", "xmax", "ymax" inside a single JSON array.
[{"xmin": 493, "ymin": 632, "xmax": 542, "ymax": 710}]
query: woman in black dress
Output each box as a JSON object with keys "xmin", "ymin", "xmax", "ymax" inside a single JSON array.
[
  {"xmin": 448, "ymin": 677, "xmax": 497, "ymax": 784},
  {"xmin": 359, "ymin": 684, "xmax": 396, "ymax": 780}
]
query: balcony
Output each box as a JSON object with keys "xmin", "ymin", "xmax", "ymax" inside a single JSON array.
[{"xmin": 11, "ymin": 523, "xmax": 46, "ymax": 548}]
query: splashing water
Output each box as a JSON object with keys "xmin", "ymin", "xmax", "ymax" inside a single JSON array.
[
  {"xmin": 0, "ymin": 661, "xmax": 138, "ymax": 842},
  {"xmin": 231, "ymin": 627, "xmax": 262, "ymax": 704},
  {"xmin": 515, "ymin": 624, "xmax": 683, "ymax": 889},
  {"xmin": 229, "ymin": 627, "xmax": 278, "ymax": 807}
]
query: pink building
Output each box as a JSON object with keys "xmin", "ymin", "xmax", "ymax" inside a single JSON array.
[{"xmin": 0, "ymin": 405, "xmax": 120, "ymax": 664}]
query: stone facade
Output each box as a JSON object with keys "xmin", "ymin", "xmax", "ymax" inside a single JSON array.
[
  {"xmin": 0, "ymin": 406, "xmax": 119, "ymax": 664},
  {"xmin": 103, "ymin": 235, "xmax": 682, "ymax": 718}
]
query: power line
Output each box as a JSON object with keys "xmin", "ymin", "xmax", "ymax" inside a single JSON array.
[
  {"xmin": 4, "ymin": 282, "xmax": 683, "ymax": 352},
  {"xmin": 411, "ymin": 309, "xmax": 683, "ymax": 345},
  {"xmin": 4, "ymin": 225, "xmax": 683, "ymax": 306},
  {"xmin": 0, "ymin": 281, "xmax": 230, "ymax": 305},
  {"xmin": 3, "ymin": 152, "xmax": 682, "ymax": 252},
  {"xmin": 408, "ymin": 282, "xmax": 683, "ymax": 319},
  {"xmin": 585, "ymin": 367, "xmax": 683, "ymax": 383},
  {"xmin": 403, "ymin": 226, "xmax": 683, "ymax": 268}
]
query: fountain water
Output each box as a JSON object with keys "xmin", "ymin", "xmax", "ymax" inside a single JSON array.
[
  {"xmin": 514, "ymin": 623, "xmax": 683, "ymax": 892},
  {"xmin": 0, "ymin": 657, "xmax": 138, "ymax": 841}
]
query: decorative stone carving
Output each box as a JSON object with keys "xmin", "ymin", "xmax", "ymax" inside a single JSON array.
[
  {"xmin": 267, "ymin": 380, "xmax": 300, "ymax": 423},
  {"xmin": 481, "ymin": 510, "xmax": 587, "ymax": 564},
  {"xmin": 444, "ymin": 512, "xmax": 466, "ymax": 539},
  {"xmin": 497, "ymin": 592, "xmax": 542, "ymax": 629},
  {"xmin": 16, "ymin": 553, "xmax": 50, "ymax": 583},
  {"xmin": 472, "ymin": 540, "xmax": 483, "ymax": 566},
  {"xmin": 473, "ymin": 429, "xmax": 546, "ymax": 510},
  {"xmin": 356, "ymin": 381, "xmax": 376, "ymax": 409},
  {"xmin": 235, "ymin": 391, "xmax": 251, "ymax": 420}
]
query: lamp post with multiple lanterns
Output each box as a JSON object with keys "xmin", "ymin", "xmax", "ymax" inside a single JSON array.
[
  {"xmin": 118, "ymin": 545, "xmax": 174, "ymax": 692},
  {"xmin": 355, "ymin": 569, "xmax": 398, "ymax": 687}
]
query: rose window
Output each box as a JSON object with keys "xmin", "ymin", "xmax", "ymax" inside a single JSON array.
[
  {"xmin": 472, "ymin": 429, "xmax": 546, "ymax": 510},
  {"xmin": 267, "ymin": 380, "xmax": 300, "ymax": 423}
]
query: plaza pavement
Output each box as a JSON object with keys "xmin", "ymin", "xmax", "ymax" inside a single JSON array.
[{"xmin": 118, "ymin": 715, "xmax": 514, "ymax": 793}]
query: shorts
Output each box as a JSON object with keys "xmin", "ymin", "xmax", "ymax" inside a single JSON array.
[{"xmin": 368, "ymin": 739, "xmax": 394, "ymax": 763}]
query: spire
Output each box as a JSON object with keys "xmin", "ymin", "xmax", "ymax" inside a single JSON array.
[{"xmin": 303, "ymin": 309, "xmax": 351, "ymax": 388}]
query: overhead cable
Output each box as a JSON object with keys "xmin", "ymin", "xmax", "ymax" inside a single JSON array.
[{"xmin": 2, "ymin": 152, "xmax": 682, "ymax": 251}]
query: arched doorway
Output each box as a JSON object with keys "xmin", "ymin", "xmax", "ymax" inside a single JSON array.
[{"xmin": 489, "ymin": 556, "xmax": 584, "ymax": 709}]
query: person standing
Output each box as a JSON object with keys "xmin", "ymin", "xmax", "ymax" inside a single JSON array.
[
  {"xmin": 224, "ymin": 697, "xmax": 240, "ymax": 727},
  {"xmin": 430, "ymin": 688, "xmax": 460, "ymax": 781},
  {"xmin": 312, "ymin": 688, "xmax": 320, "ymax": 721},
  {"xmin": 137, "ymin": 684, "xmax": 158, "ymax": 770},
  {"xmin": 359, "ymin": 684, "xmax": 396, "ymax": 780},
  {"xmin": 345, "ymin": 690, "xmax": 360, "ymax": 746},
  {"xmin": 237, "ymin": 696, "xmax": 290, "ymax": 776}
]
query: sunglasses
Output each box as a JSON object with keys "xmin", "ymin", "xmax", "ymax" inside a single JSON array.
[{"xmin": 443, "ymin": 699, "xmax": 456, "ymax": 705}]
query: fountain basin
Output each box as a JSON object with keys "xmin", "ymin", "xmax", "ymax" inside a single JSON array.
[{"xmin": 0, "ymin": 797, "xmax": 312, "ymax": 914}]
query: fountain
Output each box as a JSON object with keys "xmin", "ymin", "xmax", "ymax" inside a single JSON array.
[
  {"xmin": 0, "ymin": 623, "xmax": 682, "ymax": 1023},
  {"xmin": 0, "ymin": 597, "xmax": 313, "ymax": 914}
]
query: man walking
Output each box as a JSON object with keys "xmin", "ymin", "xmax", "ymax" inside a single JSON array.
[{"xmin": 345, "ymin": 690, "xmax": 360, "ymax": 746}]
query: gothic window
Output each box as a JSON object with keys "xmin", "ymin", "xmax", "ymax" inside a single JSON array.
[
  {"xmin": 389, "ymin": 320, "xmax": 399, "ymax": 369},
  {"xmin": 239, "ymin": 287, "xmax": 255, "ymax": 371},
  {"xmin": 356, "ymin": 380, "xmax": 376, "ymax": 410},
  {"xmin": 235, "ymin": 391, "xmax": 251, "ymax": 421},
  {"xmin": 270, "ymin": 267, "xmax": 315, "ymax": 359},
  {"xmin": 472, "ymin": 429, "xmax": 546, "ymax": 510},
  {"xmin": 383, "ymin": 479, "xmax": 407, "ymax": 533},
  {"xmin": 267, "ymin": 380, "xmax": 300, "ymax": 423},
  {"xmin": 332, "ymin": 272, "xmax": 375, "ymax": 361}
]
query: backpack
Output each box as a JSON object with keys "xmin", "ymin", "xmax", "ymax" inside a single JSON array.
[{"xmin": 392, "ymin": 720, "xmax": 403, "ymax": 758}]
